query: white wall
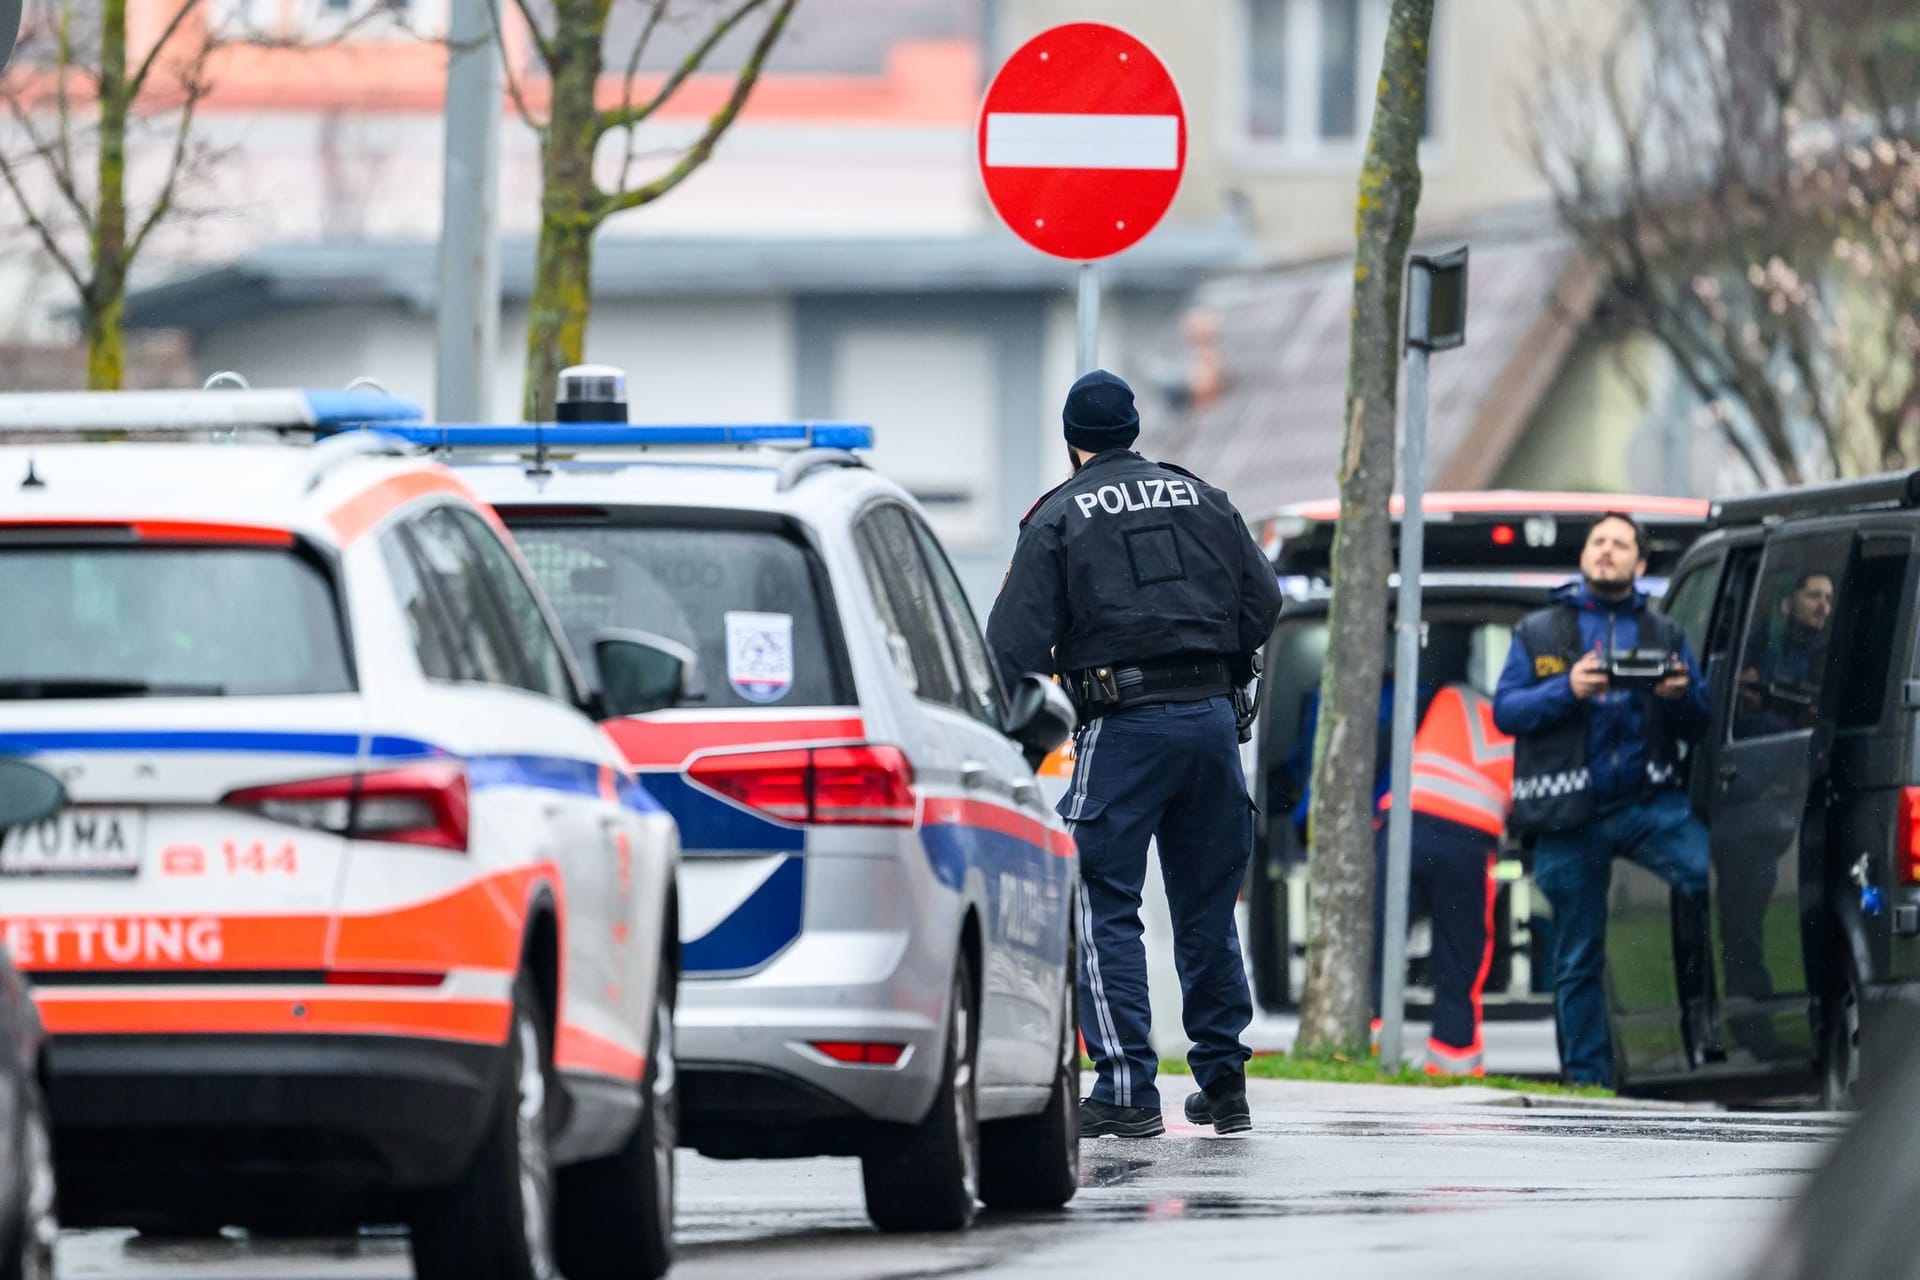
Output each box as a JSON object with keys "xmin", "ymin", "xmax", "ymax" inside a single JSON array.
[
  {"xmin": 190, "ymin": 296, "xmax": 795, "ymax": 424},
  {"xmin": 494, "ymin": 297, "xmax": 794, "ymax": 423}
]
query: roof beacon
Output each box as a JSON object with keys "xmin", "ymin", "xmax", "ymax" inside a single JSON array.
[{"xmin": 556, "ymin": 365, "xmax": 629, "ymax": 424}]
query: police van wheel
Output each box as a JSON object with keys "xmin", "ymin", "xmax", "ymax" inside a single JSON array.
[
  {"xmin": 980, "ymin": 920, "xmax": 1080, "ymax": 1210},
  {"xmin": 1819, "ymin": 948, "xmax": 1862, "ymax": 1112},
  {"xmin": 861, "ymin": 959, "xmax": 979, "ymax": 1233},
  {"xmin": 411, "ymin": 975, "xmax": 557, "ymax": 1280},
  {"xmin": 556, "ymin": 943, "xmax": 678, "ymax": 1280}
]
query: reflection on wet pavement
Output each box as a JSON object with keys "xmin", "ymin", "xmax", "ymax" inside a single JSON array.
[{"xmin": 57, "ymin": 1104, "xmax": 1842, "ymax": 1280}]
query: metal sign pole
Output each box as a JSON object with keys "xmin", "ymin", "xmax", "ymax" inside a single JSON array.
[
  {"xmin": 1076, "ymin": 262, "xmax": 1101, "ymax": 374},
  {"xmin": 1379, "ymin": 265, "xmax": 1432, "ymax": 1073},
  {"xmin": 0, "ymin": 0, "xmax": 21, "ymax": 74},
  {"xmin": 434, "ymin": 0, "xmax": 503, "ymax": 421}
]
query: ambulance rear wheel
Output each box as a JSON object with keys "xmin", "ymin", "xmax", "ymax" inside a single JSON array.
[
  {"xmin": 410, "ymin": 974, "xmax": 556, "ymax": 1280},
  {"xmin": 556, "ymin": 940, "xmax": 678, "ymax": 1280}
]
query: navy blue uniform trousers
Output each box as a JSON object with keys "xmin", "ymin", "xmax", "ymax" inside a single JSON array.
[{"xmin": 1059, "ymin": 696, "xmax": 1254, "ymax": 1109}]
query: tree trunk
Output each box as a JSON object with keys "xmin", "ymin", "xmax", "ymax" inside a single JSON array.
[
  {"xmin": 87, "ymin": 0, "xmax": 129, "ymax": 390},
  {"xmin": 522, "ymin": 8, "xmax": 602, "ymax": 422},
  {"xmin": 1296, "ymin": 0, "xmax": 1435, "ymax": 1059}
]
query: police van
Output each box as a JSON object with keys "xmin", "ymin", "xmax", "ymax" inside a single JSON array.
[
  {"xmin": 379, "ymin": 368, "xmax": 1081, "ymax": 1232},
  {"xmin": 0, "ymin": 389, "xmax": 681, "ymax": 1280},
  {"xmin": 1249, "ymin": 492, "xmax": 1710, "ymax": 1020},
  {"xmin": 1601, "ymin": 472, "xmax": 1920, "ymax": 1105}
]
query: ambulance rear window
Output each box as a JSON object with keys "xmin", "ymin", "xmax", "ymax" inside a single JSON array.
[
  {"xmin": 0, "ymin": 545, "xmax": 353, "ymax": 697},
  {"xmin": 511, "ymin": 521, "xmax": 852, "ymax": 709}
]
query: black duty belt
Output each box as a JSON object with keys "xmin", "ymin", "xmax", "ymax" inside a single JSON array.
[{"xmin": 1070, "ymin": 656, "xmax": 1232, "ymax": 714}]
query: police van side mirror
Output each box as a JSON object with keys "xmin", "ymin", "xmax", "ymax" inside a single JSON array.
[
  {"xmin": 0, "ymin": 759, "xmax": 64, "ymax": 834},
  {"xmin": 592, "ymin": 629, "xmax": 696, "ymax": 718},
  {"xmin": 1003, "ymin": 674, "xmax": 1077, "ymax": 769}
]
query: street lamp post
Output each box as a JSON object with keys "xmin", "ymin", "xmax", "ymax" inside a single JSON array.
[
  {"xmin": 1378, "ymin": 245, "xmax": 1469, "ymax": 1072},
  {"xmin": 435, "ymin": 0, "xmax": 503, "ymax": 422}
]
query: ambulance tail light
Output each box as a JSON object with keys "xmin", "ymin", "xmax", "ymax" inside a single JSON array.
[
  {"xmin": 1898, "ymin": 787, "xmax": 1920, "ymax": 884},
  {"xmin": 223, "ymin": 763, "xmax": 470, "ymax": 852},
  {"xmin": 687, "ymin": 744, "xmax": 916, "ymax": 827}
]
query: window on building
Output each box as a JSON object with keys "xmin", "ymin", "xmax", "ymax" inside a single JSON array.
[{"xmin": 1242, "ymin": 0, "xmax": 1437, "ymax": 151}]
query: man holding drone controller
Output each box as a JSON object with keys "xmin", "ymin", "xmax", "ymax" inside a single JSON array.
[{"xmin": 1492, "ymin": 512, "xmax": 1712, "ymax": 1087}]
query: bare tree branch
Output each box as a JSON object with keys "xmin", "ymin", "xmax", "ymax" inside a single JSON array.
[
  {"xmin": 3, "ymin": 93, "xmax": 95, "ymax": 232},
  {"xmin": 54, "ymin": 0, "xmax": 79, "ymax": 179},
  {"xmin": 480, "ymin": 0, "xmax": 543, "ymax": 129},
  {"xmin": 128, "ymin": 0, "xmax": 205, "ymax": 102},
  {"xmin": 129, "ymin": 42, "xmax": 213, "ymax": 260},
  {"xmin": 597, "ymin": 0, "xmax": 792, "ymax": 220},
  {"xmin": 0, "ymin": 148, "xmax": 88, "ymax": 293},
  {"xmin": 611, "ymin": 0, "xmax": 669, "ymax": 191},
  {"xmin": 598, "ymin": 0, "xmax": 770, "ymax": 136},
  {"xmin": 511, "ymin": 0, "xmax": 554, "ymax": 67}
]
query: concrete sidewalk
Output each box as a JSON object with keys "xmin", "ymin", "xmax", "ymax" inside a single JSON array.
[
  {"xmin": 1136, "ymin": 1074, "xmax": 1717, "ymax": 1118},
  {"xmin": 1242, "ymin": 1009, "xmax": 1565, "ymax": 1076}
]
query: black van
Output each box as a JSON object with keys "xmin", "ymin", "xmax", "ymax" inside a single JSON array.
[
  {"xmin": 1603, "ymin": 472, "xmax": 1920, "ymax": 1105},
  {"xmin": 1248, "ymin": 492, "xmax": 1709, "ymax": 1019}
]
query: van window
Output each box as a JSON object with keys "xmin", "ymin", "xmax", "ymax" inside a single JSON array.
[
  {"xmin": 0, "ymin": 545, "xmax": 352, "ymax": 697},
  {"xmin": 1733, "ymin": 538, "xmax": 1847, "ymax": 740},
  {"xmin": 1660, "ymin": 558, "xmax": 1723, "ymax": 659},
  {"xmin": 1836, "ymin": 547, "xmax": 1910, "ymax": 730}
]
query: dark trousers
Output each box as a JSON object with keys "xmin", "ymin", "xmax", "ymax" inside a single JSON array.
[
  {"xmin": 1060, "ymin": 696, "xmax": 1253, "ymax": 1110},
  {"xmin": 1371, "ymin": 812, "xmax": 1498, "ymax": 1053},
  {"xmin": 1532, "ymin": 791, "xmax": 1710, "ymax": 1085}
]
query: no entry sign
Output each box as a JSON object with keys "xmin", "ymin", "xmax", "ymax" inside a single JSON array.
[{"xmin": 977, "ymin": 23, "xmax": 1187, "ymax": 262}]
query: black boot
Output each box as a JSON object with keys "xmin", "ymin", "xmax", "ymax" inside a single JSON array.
[
  {"xmin": 1079, "ymin": 1097, "xmax": 1165, "ymax": 1139},
  {"xmin": 1181, "ymin": 1075, "xmax": 1252, "ymax": 1134}
]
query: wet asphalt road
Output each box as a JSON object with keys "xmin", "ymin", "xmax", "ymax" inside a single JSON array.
[{"xmin": 54, "ymin": 1081, "xmax": 1838, "ymax": 1280}]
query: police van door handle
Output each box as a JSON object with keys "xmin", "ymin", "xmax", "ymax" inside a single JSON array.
[
  {"xmin": 1012, "ymin": 780, "xmax": 1040, "ymax": 807},
  {"xmin": 962, "ymin": 763, "xmax": 991, "ymax": 791},
  {"xmin": 1717, "ymin": 763, "xmax": 1740, "ymax": 784}
]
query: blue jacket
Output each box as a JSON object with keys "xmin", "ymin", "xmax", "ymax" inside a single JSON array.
[
  {"xmin": 1287, "ymin": 678, "xmax": 1443, "ymax": 835},
  {"xmin": 1493, "ymin": 581, "xmax": 1710, "ymax": 810}
]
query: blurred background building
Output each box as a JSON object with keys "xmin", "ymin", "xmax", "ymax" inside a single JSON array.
[{"xmin": 0, "ymin": 0, "xmax": 1738, "ymax": 606}]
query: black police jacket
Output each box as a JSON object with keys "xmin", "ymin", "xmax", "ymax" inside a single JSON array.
[{"xmin": 985, "ymin": 449, "xmax": 1284, "ymax": 686}]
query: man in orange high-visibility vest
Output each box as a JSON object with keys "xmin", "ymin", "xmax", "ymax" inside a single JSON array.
[{"xmin": 1374, "ymin": 678, "xmax": 1514, "ymax": 1076}]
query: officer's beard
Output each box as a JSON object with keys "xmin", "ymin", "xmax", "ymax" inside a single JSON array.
[{"xmin": 1067, "ymin": 444, "xmax": 1085, "ymax": 474}]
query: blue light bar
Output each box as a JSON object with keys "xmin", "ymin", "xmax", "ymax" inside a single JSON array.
[
  {"xmin": 334, "ymin": 421, "xmax": 874, "ymax": 451},
  {"xmin": 302, "ymin": 389, "xmax": 425, "ymax": 426}
]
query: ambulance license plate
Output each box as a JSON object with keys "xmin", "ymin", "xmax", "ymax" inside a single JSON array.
[{"xmin": 0, "ymin": 809, "xmax": 142, "ymax": 876}]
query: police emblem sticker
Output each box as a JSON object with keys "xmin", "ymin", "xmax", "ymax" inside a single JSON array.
[{"xmin": 725, "ymin": 611, "xmax": 794, "ymax": 704}]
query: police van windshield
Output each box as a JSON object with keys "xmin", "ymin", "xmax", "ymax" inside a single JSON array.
[
  {"xmin": 0, "ymin": 545, "xmax": 353, "ymax": 697},
  {"xmin": 511, "ymin": 522, "xmax": 852, "ymax": 710},
  {"xmin": 1258, "ymin": 610, "xmax": 1519, "ymax": 850}
]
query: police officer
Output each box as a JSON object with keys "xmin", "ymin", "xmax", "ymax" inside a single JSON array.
[
  {"xmin": 1492, "ymin": 511, "xmax": 1711, "ymax": 1087},
  {"xmin": 1373, "ymin": 662, "xmax": 1512, "ymax": 1077},
  {"xmin": 987, "ymin": 369, "xmax": 1284, "ymax": 1139}
]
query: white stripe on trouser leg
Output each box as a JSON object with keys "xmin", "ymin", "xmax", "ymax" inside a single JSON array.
[
  {"xmin": 1067, "ymin": 719, "xmax": 1102, "ymax": 823},
  {"xmin": 1074, "ymin": 862, "xmax": 1128, "ymax": 1108}
]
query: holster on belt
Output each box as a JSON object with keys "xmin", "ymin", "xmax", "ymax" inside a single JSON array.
[{"xmin": 1070, "ymin": 657, "xmax": 1231, "ymax": 721}]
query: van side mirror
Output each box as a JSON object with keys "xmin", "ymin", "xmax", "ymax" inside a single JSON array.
[
  {"xmin": 1003, "ymin": 674, "xmax": 1077, "ymax": 769},
  {"xmin": 592, "ymin": 629, "xmax": 696, "ymax": 718},
  {"xmin": 0, "ymin": 759, "xmax": 64, "ymax": 833}
]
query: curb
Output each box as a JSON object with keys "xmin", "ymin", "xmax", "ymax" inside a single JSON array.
[{"xmin": 1467, "ymin": 1090, "xmax": 1720, "ymax": 1112}]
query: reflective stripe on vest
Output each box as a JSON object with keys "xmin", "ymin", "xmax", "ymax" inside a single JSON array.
[{"xmin": 1382, "ymin": 685, "xmax": 1515, "ymax": 836}]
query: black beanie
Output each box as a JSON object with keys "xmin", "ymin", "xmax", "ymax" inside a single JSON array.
[{"xmin": 1062, "ymin": 369, "xmax": 1140, "ymax": 452}]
